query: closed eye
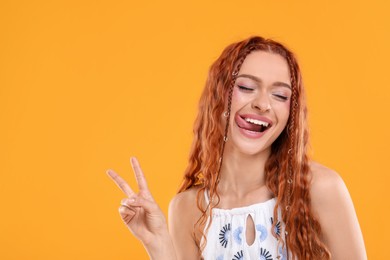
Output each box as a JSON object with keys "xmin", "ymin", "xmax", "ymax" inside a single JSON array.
[
  {"xmin": 237, "ymin": 85, "xmax": 254, "ymax": 92},
  {"xmin": 273, "ymin": 94, "xmax": 288, "ymax": 101}
]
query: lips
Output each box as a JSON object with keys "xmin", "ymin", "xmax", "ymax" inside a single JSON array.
[{"xmin": 235, "ymin": 113, "xmax": 273, "ymax": 138}]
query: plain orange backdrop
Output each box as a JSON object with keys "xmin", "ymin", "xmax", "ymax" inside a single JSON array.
[{"xmin": 1, "ymin": 0, "xmax": 389, "ymax": 259}]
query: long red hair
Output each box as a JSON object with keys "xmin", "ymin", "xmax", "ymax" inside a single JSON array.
[{"xmin": 178, "ymin": 36, "xmax": 331, "ymax": 259}]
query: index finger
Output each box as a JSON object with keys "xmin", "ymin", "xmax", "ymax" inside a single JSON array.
[
  {"xmin": 130, "ymin": 157, "xmax": 149, "ymax": 192},
  {"xmin": 106, "ymin": 169, "xmax": 135, "ymax": 197}
]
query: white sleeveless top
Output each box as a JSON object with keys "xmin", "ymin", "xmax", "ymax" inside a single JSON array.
[{"xmin": 201, "ymin": 191, "xmax": 288, "ymax": 260}]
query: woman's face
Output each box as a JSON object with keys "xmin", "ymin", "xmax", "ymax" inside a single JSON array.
[{"xmin": 226, "ymin": 51, "xmax": 292, "ymax": 156}]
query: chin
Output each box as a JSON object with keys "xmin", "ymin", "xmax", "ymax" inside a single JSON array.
[{"xmin": 227, "ymin": 139, "xmax": 272, "ymax": 157}]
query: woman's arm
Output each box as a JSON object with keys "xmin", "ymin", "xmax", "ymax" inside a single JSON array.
[
  {"xmin": 310, "ymin": 162, "xmax": 367, "ymax": 259},
  {"xmin": 168, "ymin": 188, "xmax": 203, "ymax": 260}
]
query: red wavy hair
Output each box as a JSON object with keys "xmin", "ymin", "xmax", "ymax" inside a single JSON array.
[{"xmin": 178, "ymin": 36, "xmax": 331, "ymax": 259}]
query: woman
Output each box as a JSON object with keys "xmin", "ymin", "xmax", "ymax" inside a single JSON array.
[{"xmin": 107, "ymin": 36, "xmax": 366, "ymax": 259}]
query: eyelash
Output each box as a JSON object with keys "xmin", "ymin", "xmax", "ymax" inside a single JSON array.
[
  {"xmin": 238, "ymin": 85, "xmax": 289, "ymax": 101},
  {"xmin": 273, "ymin": 94, "xmax": 288, "ymax": 101},
  {"xmin": 237, "ymin": 85, "xmax": 253, "ymax": 91}
]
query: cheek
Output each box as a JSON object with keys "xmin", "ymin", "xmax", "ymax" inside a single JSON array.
[
  {"xmin": 231, "ymin": 87, "xmax": 239, "ymax": 102},
  {"xmin": 283, "ymin": 100, "xmax": 290, "ymax": 122},
  {"xmin": 273, "ymin": 100, "xmax": 291, "ymax": 125},
  {"xmin": 284, "ymin": 100, "xmax": 291, "ymax": 117},
  {"xmin": 231, "ymin": 88, "xmax": 248, "ymax": 108},
  {"xmin": 282, "ymin": 102, "xmax": 291, "ymax": 124}
]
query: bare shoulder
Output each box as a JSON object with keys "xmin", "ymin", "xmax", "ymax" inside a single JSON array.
[
  {"xmin": 168, "ymin": 186, "xmax": 204, "ymax": 260},
  {"xmin": 308, "ymin": 161, "xmax": 367, "ymax": 259},
  {"xmin": 169, "ymin": 186, "xmax": 202, "ymax": 219},
  {"xmin": 309, "ymin": 161, "xmax": 352, "ymax": 220},
  {"xmin": 309, "ymin": 161, "xmax": 346, "ymax": 202}
]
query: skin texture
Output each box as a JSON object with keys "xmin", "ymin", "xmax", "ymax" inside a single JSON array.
[
  {"xmin": 168, "ymin": 163, "xmax": 367, "ymax": 260},
  {"xmin": 108, "ymin": 51, "xmax": 366, "ymax": 259},
  {"xmin": 309, "ymin": 162, "xmax": 367, "ymax": 259},
  {"xmin": 107, "ymin": 158, "xmax": 176, "ymax": 260},
  {"xmin": 168, "ymin": 51, "xmax": 366, "ymax": 259},
  {"xmin": 226, "ymin": 51, "xmax": 292, "ymax": 157}
]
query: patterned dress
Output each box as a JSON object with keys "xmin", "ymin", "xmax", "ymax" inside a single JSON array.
[{"xmin": 201, "ymin": 191, "xmax": 288, "ymax": 260}]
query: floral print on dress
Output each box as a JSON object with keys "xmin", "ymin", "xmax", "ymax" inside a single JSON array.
[
  {"xmin": 270, "ymin": 217, "xmax": 281, "ymax": 236},
  {"xmin": 278, "ymin": 245, "xmax": 288, "ymax": 260},
  {"xmin": 233, "ymin": 226, "xmax": 243, "ymax": 245},
  {"xmin": 217, "ymin": 254, "xmax": 224, "ymax": 260},
  {"xmin": 201, "ymin": 194, "xmax": 282, "ymax": 260},
  {"xmin": 219, "ymin": 223, "xmax": 231, "ymax": 248},
  {"xmin": 260, "ymin": 247, "xmax": 273, "ymax": 260},
  {"xmin": 232, "ymin": 250, "xmax": 244, "ymax": 260},
  {"xmin": 256, "ymin": 224, "xmax": 268, "ymax": 242}
]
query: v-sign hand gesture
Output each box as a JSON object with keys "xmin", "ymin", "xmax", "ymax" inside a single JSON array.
[{"xmin": 107, "ymin": 157, "xmax": 169, "ymax": 248}]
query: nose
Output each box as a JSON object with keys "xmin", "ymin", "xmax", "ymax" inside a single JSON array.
[{"xmin": 251, "ymin": 92, "xmax": 271, "ymax": 112}]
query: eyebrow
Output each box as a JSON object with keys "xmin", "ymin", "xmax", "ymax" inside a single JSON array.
[{"xmin": 236, "ymin": 74, "xmax": 291, "ymax": 89}]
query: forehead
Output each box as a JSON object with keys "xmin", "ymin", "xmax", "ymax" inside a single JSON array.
[{"xmin": 238, "ymin": 51, "xmax": 291, "ymax": 84}]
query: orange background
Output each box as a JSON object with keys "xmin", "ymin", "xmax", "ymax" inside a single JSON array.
[{"xmin": 1, "ymin": 0, "xmax": 389, "ymax": 259}]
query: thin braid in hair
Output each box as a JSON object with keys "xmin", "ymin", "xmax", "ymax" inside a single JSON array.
[
  {"xmin": 284, "ymin": 55, "xmax": 299, "ymax": 259},
  {"xmin": 213, "ymin": 44, "xmax": 261, "ymax": 204},
  {"xmin": 178, "ymin": 36, "xmax": 331, "ymax": 259}
]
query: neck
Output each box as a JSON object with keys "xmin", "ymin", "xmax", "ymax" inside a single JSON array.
[{"xmin": 218, "ymin": 147, "xmax": 271, "ymax": 197}]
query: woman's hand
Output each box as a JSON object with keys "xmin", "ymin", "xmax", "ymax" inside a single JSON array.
[{"xmin": 107, "ymin": 157, "xmax": 176, "ymax": 259}]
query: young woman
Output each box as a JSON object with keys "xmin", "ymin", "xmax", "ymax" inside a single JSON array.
[{"xmin": 107, "ymin": 36, "xmax": 366, "ymax": 259}]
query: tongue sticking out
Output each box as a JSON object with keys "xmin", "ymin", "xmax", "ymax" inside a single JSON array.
[
  {"xmin": 240, "ymin": 121, "xmax": 267, "ymax": 132},
  {"xmin": 236, "ymin": 115, "xmax": 270, "ymax": 133},
  {"xmin": 244, "ymin": 123, "xmax": 262, "ymax": 132}
]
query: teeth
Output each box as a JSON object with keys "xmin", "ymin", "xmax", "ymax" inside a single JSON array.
[{"xmin": 245, "ymin": 118, "xmax": 269, "ymax": 127}]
